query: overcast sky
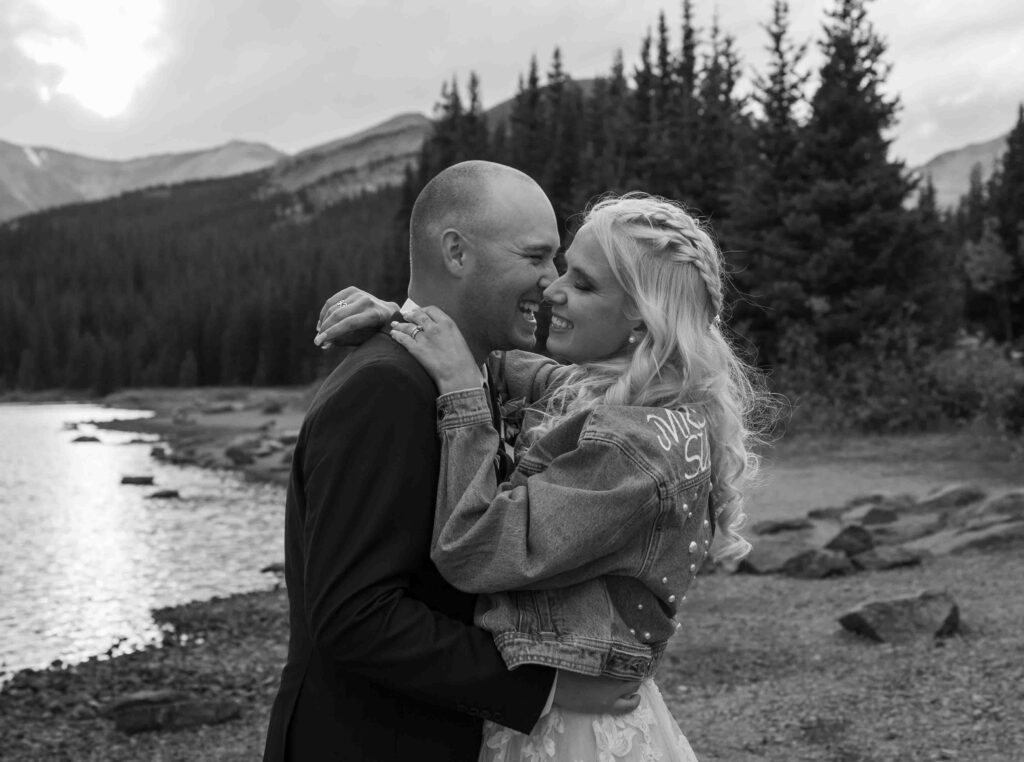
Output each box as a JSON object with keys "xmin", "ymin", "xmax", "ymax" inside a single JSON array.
[{"xmin": 1, "ymin": 0, "xmax": 1021, "ymax": 167}]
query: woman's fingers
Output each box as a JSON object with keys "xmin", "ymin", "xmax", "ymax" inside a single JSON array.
[
  {"xmin": 314, "ymin": 311, "xmax": 383, "ymax": 347},
  {"xmin": 317, "ymin": 287, "xmax": 360, "ymax": 328}
]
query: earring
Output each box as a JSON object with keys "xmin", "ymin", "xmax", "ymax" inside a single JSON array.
[{"xmin": 627, "ymin": 335, "xmax": 638, "ymax": 345}]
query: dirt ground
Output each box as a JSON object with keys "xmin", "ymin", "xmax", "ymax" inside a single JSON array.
[{"xmin": 2, "ymin": 387, "xmax": 1022, "ymax": 760}]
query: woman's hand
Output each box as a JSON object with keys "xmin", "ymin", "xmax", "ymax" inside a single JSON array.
[
  {"xmin": 314, "ymin": 287, "xmax": 400, "ymax": 349},
  {"xmin": 389, "ymin": 307, "xmax": 482, "ymax": 394}
]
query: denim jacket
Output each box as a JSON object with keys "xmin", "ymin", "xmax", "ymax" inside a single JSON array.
[{"xmin": 430, "ymin": 351, "xmax": 713, "ymax": 680}]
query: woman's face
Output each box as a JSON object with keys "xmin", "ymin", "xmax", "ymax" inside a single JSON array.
[{"xmin": 542, "ymin": 225, "xmax": 639, "ymax": 363}]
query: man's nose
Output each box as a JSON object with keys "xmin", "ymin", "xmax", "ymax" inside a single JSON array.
[{"xmin": 537, "ymin": 260, "xmax": 558, "ymax": 290}]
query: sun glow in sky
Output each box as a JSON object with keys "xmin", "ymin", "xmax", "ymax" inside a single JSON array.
[
  {"xmin": 0, "ymin": 0, "xmax": 1020, "ymax": 164},
  {"xmin": 12, "ymin": 0, "xmax": 165, "ymax": 118}
]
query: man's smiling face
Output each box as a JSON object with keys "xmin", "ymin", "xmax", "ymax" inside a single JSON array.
[{"xmin": 459, "ymin": 176, "xmax": 560, "ymax": 353}]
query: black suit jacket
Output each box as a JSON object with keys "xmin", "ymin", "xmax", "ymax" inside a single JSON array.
[{"xmin": 263, "ymin": 334, "xmax": 554, "ymax": 762}]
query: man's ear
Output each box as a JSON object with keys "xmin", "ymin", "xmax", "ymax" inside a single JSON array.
[{"xmin": 440, "ymin": 228, "xmax": 469, "ymax": 276}]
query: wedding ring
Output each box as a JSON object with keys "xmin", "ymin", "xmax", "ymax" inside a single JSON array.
[
  {"xmin": 410, "ymin": 326, "xmax": 424, "ymax": 339},
  {"xmin": 335, "ymin": 300, "xmax": 348, "ymax": 309}
]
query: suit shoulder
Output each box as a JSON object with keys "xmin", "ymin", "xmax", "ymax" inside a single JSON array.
[{"xmin": 310, "ymin": 334, "xmax": 436, "ymax": 418}]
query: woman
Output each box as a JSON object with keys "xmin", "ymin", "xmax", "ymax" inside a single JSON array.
[{"xmin": 316, "ymin": 193, "xmax": 768, "ymax": 761}]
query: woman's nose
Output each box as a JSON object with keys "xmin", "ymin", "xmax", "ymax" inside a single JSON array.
[{"xmin": 542, "ymin": 280, "xmax": 565, "ymax": 304}]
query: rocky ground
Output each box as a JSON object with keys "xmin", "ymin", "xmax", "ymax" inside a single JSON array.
[{"xmin": 1, "ymin": 387, "xmax": 1022, "ymax": 760}]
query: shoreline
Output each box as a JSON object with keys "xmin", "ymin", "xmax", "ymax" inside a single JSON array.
[
  {"xmin": 2, "ymin": 388, "xmax": 1022, "ymax": 758},
  {"xmin": 97, "ymin": 386, "xmax": 317, "ymax": 486}
]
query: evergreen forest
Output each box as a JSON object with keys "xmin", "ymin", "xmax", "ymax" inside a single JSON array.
[{"xmin": 2, "ymin": 0, "xmax": 1022, "ymax": 432}]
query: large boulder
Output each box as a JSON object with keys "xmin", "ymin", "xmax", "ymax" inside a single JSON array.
[
  {"xmin": 781, "ymin": 549, "xmax": 856, "ymax": 579},
  {"xmin": 839, "ymin": 590, "xmax": 960, "ymax": 643},
  {"xmin": 102, "ymin": 689, "xmax": 240, "ymax": 734},
  {"xmin": 824, "ymin": 525, "xmax": 874, "ymax": 556},
  {"xmin": 72, "ymin": 435, "xmax": 100, "ymax": 443}
]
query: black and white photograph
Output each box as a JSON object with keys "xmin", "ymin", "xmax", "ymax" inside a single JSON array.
[{"xmin": 1, "ymin": 0, "xmax": 1022, "ymax": 759}]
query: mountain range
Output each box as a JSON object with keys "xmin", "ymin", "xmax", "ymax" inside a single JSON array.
[
  {"xmin": 0, "ymin": 139, "xmax": 285, "ymax": 222},
  {"xmin": 0, "ymin": 108, "xmax": 1009, "ymax": 223},
  {"xmin": 912, "ymin": 133, "xmax": 1008, "ymax": 209}
]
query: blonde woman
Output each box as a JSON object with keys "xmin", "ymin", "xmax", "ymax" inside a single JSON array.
[{"xmin": 316, "ymin": 193, "xmax": 769, "ymax": 761}]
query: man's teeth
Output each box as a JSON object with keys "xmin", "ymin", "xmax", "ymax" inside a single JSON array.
[
  {"xmin": 519, "ymin": 301, "xmax": 539, "ymax": 323},
  {"xmin": 550, "ymin": 314, "xmax": 573, "ymax": 330}
]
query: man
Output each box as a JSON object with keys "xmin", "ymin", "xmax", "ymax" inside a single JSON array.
[{"xmin": 264, "ymin": 161, "xmax": 639, "ymax": 761}]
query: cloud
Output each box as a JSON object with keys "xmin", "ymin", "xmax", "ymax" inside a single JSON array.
[{"xmin": 7, "ymin": 0, "xmax": 167, "ymax": 118}]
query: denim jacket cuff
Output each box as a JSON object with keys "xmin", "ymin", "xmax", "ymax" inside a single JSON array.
[{"xmin": 436, "ymin": 388, "xmax": 492, "ymax": 432}]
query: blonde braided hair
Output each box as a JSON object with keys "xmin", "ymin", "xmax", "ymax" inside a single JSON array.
[{"xmin": 533, "ymin": 193, "xmax": 767, "ymax": 560}]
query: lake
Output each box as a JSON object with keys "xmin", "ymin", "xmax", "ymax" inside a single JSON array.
[{"xmin": 0, "ymin": 403, "xmax": 285, "ymax": 678}]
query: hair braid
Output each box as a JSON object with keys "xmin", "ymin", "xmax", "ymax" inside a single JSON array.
[{"xmin": 532, "ymin": 192, "xmax": 773, "ymax": 561}]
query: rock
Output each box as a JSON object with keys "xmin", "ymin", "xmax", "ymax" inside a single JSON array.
[
  {"xmin": 844, "ymin": 493, "xmax": 894, "ymax": 510},
  {"xmin": 869, "ymin": 513, "xmax": 945, "ymax": 546},
  {"xmin": 150, "ymin": 446, "xmax": 167, "ymax": 459},
  {"xmin": 121, "ymin": 475, "xmax": 155, "ymax": 485},
  {"xmin": 224, "ymin": 446, "xmax": 255, "ymax": 466},
  {"xmin": 201, "ymin": 403, "xmax": 238, "ymax": 414},
  {"xmin": 950, "ymin": 521, "xmax": 1024, "ymax": 554},
  {"xmin": 72, "ymin": 435, "xmax": 100, "ymax": 443},
  {"xmin": 838, "ymin": 589, "xmax": 960, "ymax": 643},
  {"xmin": 261, "ymin": 562, "xmax": 285, "ymax": 574},
  {"xmin": 146, "ymin": 490, "xmax": 180, "ymax": 499},
  {"xmin": 980, "ymin": 492, "xmax": 1024, "ymax": 522},
  {"xmin": 261, "ymin": 401, "xmax": 283, "ymax": 415},
  {"xmin": 278, "ymin": 431, "xmax": 300, "ymax": 446},
  {"xmin": 103, "ymin": 690, "xmax": 241, "ymax": 734},
  {"xmin": 102, "ymin": 689, "xmax": 191, "ymax": 716},
  {"xmin": 734, "ymin": 537, "xmax": 803, "ymax": 574},
  {"xmin": 850, "ymin": 546, "xmax": 925, "ymax": 571},
  {"xmin": 752, "ymin": 518, "xmax": 814, "ymax": 535},
  {"xmin": 914, "ymin": 484, "xmax": 987, "ymax": 513},
  {"xmin": 825, "ymin": 525, "xmax": 874, "ymax": 556},
  {"xmin": 780, "ymin": 549, "xmax": 856, "ymax": 579},
  {"xmin": 808, "ymin": 506, "xmax": 846, "ymax": 520},
  {"xmin": 861, "ymin": 506, "xmax": 898, "ymax": 525}
]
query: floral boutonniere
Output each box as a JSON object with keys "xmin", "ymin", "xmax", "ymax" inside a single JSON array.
[{"xmin": 498, "ymin": 395, "xmax": 528, "ymax": 447}]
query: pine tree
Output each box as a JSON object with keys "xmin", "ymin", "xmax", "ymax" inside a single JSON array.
[
  {"xmin": 964, "ymin": 218, "xmax": 1016, "ymax": 342},
  {"xmin": 631, "ymin": 30, "xmax": 657, "ymax": 185},
  {"xmin": 786, "ymin": 0, "xmax": 921, "ymax": 358},
  {"xmin": 693, "ymin": 16, "xmax": 746, "ymax": 217},
  {"xmin": 985, "ymin": 104, "xmax": 1024, "ymax": 340},
  {"xmin": 726, "ymin": 0, "xmax": 809, "ymax": 362},
  {"xmin": 510, "ymin": 56, "xmax": 546, "ymax": 180},
  {"xmin": 541, "ymin": 48, "xmax": 584, "ymax": 227}
]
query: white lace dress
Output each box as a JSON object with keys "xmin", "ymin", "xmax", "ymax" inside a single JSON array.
[{"xmin": 480, "ymin": 679, "xmax": 699, "ymax": 762}]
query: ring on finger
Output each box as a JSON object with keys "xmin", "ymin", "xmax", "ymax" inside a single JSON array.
[
  {"xmin": 410, "ymin": 326, "xmax": 424, "ymax": 339},
  {"xmin": 335, "ymin": 300, "xmax": 348, "ymax": 309}
]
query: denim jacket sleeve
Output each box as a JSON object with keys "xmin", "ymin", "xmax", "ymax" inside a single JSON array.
[
  {"xmin": 488, "ymin": 350, "xmax": 571, "ymax": 405},
  {"xmin": 430, "ymin": 388, "xmax": 661, "ymax": 594}
]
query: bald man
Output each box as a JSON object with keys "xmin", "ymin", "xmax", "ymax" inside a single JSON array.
[{"xmin": 263, "ymin": 162, "xmax": 638, "ymax": 762}]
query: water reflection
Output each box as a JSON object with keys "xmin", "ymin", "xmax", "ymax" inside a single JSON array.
[{"xmin": 0, "ymin": 404, "xmax": 284, "ymax": 676}]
